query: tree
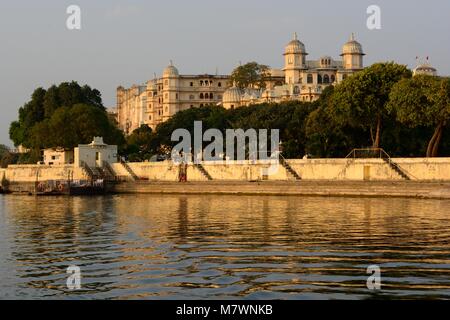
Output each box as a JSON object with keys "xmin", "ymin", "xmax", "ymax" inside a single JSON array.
[
  {"xmin": 9, "ymin": 83, "xmax": 124, "ymax": 162},
  {"xmin": 125, "ymin": 125, "xmax": 157, "ymax": 161},
  {"xmin": 331, "ymin": 62, "xmax": 411, "ymax": 148},
  {"xmin": 229, "ymin": 62, "xmax": 270, "ymax": 89},
  {"xmin": 9, "ymin": 81, "xmax": 107, "ymax": 149},
  {"xmin": 387, "ymin": 75, "xmax": 450, "ymax": 157}
]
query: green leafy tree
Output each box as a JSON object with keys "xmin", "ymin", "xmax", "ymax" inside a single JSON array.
[
  {"xmin": 331, "ymin": 62, "xmax": 411, "ymax": 148},
  {"xmin": 387, "ymin": 75, "xmax": 450, "ymax": 157},
  {"xmin": 9, "ymin": 82, "xmax": 124, "ymax": 163},
  {"xmin": 229, "ymin": 62, "xmax": 270, "ymax": 89},
  {"xmin": 125, "ymin": 125, "xmax": 157, "ymax": 161}
]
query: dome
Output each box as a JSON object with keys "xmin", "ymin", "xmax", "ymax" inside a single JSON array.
[
  {"xmin": 223, "ymin": 87, "xmax": 242, "ymax": 104},
  {"xmin": 413, "ymin": 61, "xmax": 437, "ymax": 76},
  {"xmin": 285, "ymin": 33, "xmax": 306, "ymax": 55},
  {"xmin": 163, "ymin": 63, "xmax": 179, "ymax": 78},
  {"xmin": 341, "ymin": 34, "xmax": 364, "ymax": 55}
]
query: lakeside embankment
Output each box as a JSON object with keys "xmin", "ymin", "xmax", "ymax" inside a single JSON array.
[
  {"xmin": 111, "ymin": 181, "xmax": 450, "ymax": 200},
  {"xmin": 1, "ymin": 157, "xmax": 450, "ymax": 199}
]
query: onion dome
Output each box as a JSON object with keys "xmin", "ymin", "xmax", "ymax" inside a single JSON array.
[
  {"xmin": 284, "ymin": 32, "xmax": 307, "ymax": 55},
  {"xmin": 163, "ymin": 61, "xmax": 179, "ymax": 78},
  {"xmin": 341, "ymin": 33, "xmax": 365, "ymax": 55},
  {"xmin": 222, "ymin": 87, "xmax": 242, "ymax": 104}
]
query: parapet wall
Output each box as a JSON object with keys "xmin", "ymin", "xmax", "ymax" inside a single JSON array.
[
  {"xmin": 2, "ymin": 157, "xmax": 450, "ymax": 184},
  {"xmin": 3, "ymin": 164, "xmax": 87, "ymax": 183}
]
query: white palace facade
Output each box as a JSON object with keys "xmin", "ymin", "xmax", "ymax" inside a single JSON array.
[{"xmin": 116, "ymin": 33, "xmax": 366, "ymax": 134}]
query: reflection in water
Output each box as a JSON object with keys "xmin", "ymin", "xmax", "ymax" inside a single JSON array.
[{"xmin": 0, "ymin": 194, "xmax": 449, "ymax": 299}]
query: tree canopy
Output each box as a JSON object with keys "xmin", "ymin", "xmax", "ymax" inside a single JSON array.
[
  {"xmin": 388, "ymin": 75, "xmax": 450, "ymax": 157},
  {"xmin": 228, "ymin": 62, "xmax": 270, "ymax": 89},
  {"xmin": 9, "ymin": 82, "xmax": 125, "ymax": 159},
  {"xmin": 330, "ymin": 62, "xmax": 412, "ymax": 148}
]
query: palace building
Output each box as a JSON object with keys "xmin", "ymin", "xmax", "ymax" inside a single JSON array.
[
  {"xmin": 116, "ymin": 65, "xmax": 229, "ymax": 134},
  {"xmin": 116, "ymin": 33, "xmax": 365, "ymax": 134},
  {"xmin": 222, "ymin": 33, "xmax": 365, "ymax": 109}
]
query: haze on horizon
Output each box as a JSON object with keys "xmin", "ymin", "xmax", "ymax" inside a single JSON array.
[{"xmin": 1, "ymin": 0, "xmax": 449, "ymax": 146}]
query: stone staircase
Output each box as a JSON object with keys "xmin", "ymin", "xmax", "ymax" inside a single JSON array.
[
  {"xmin": 280, "ymin": 157, "xmax": 301, "ymax": 180},
  {"xmin": 382, "ymin": 158, "xmax": 411, "ymax": 181},
  {"xmin": 101, "ymin": 161, "xmax": 116, "ymax": 181},
  {"xmin": 120, "ymin": 160, "xmax": 139, "ymax": 181},
  {"xmin": 194, "ymin": 163, "xmax": 213, "ymax": 181}
]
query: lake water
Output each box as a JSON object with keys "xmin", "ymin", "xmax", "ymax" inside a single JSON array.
[{"xmin": 0, "ymin": 194, "xmax": 449, "ymax": 299}]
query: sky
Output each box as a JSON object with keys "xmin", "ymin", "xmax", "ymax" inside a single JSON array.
[{"xmin": 0, "ymin": 0, "xmax": 449, "ymax": 146}]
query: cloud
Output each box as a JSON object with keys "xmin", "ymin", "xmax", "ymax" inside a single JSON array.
[{"xmin": 105, "ymin": 4, "xmax": 140, "ymax": 18}]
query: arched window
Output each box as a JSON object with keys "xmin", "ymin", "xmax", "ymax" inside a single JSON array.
[
  {"xmin": 318, "ymin": 75, "xmax": 323, "ymax": 84},
  {"xmin": 200, "ymin": 81, "xmax": 204, "ymax": 86},
  {"xmin": 218, "ymin": 82, "xmax": 222, "ymax": 87},
  {"xmin": 323, "ymin": 75, "xmax": 330, "ymax": 84},
  {"xmin": 210, "ymin": 93, "xmax": 214, "ymax": 99},
  {"xmin": 331, "ymin": 75, "xmax": 336, "ymax": 83},
  {"xmin": 200, "ymin": 93, "xmax": 204, "ymax": 99},
  {"xmin": 307, "ymin": 74, "xmax": 313, "ymax": 84},
  {"xmin": 294, "ymin": 86, "xmax": 300, "ymax": 94}
]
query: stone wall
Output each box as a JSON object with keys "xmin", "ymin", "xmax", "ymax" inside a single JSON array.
[
  {"xmin": 3, "ymin": 157, "xmax": 450, "ymax": 184},
  {"xmin": 3, "ymin": 164, "xmax": 87, "ymax": 183}
]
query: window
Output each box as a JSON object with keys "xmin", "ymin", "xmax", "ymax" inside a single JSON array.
[
  {"xmin": 200, "ymin": 80, "xmax": 204, "ymax": 86},
  {"xmin": 189, "ymin": 95, "xmax": 195, "ymax": 100},
  {"xmin": 331, "ymin": 75, "xmax": 336, "ymax": 83},
  {"xmin": 210, "ymin": 93, "xmax": 214, "ymax": 99},
  {"xmin": 218, "ymin": 82, "xmax": 222, "ymax": 87},
  {"xmin": 318, "ymin": 75, "xmax": 323, "ymax": 84},
  {"xmin": 176, "ymin": 93, "xmax": 178, "ymax": 100},
  {"xmin": 294, "ymin": 86, "xmax": 300, "ymax": 94},
  {"xmin": 95, "ymin": 152, "xmax": 99, "ymax": 161},
  {"xmin": 190, "ymin": 82, "xmax": 194, "ymax": 87},
  {"xmin": 323, "ymin": 75, "xmax": 330, "ymax": 84},
  {"xmin": 200, "ymin": 93, "xmax": 204, "ymax": 99},
  {"xmin": 307, "ymin": 74, "xmax": 313, "ymax": 84},
  {"xmin": 149, "ymin": 115, "xmax": 152, "ymax": 120}
]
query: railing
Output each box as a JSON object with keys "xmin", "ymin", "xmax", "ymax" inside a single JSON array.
[
  {"xmin": 80, "ymin": 161, "xmax": 96, "ymax": 180},
  {"xmin": 345, "ymin": 148, "xmax": 391, "ymax": 159},
  {"xmin": 345, "ymin": 148, "xmax": 417, "ymax": 180},
  {"xmin": 102, "ymin": 161, "xmax": 116, "ymax": 181},
  {"xmin": 119, "ymin": 159, "xmax": 139, "ymax": 181}
]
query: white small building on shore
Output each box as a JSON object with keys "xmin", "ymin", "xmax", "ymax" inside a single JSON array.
[
  {"xmin": 43, "ymin": 148, "xmax": 74, "ymax": 165},
  {"xmin": 74, "ymin": 137, "xmax": 118, "ymax": 168}
]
